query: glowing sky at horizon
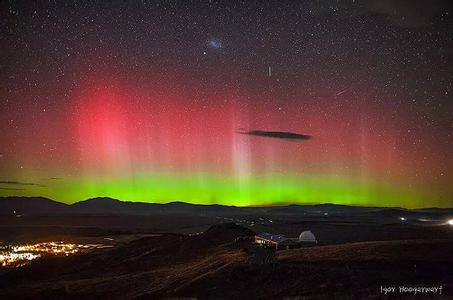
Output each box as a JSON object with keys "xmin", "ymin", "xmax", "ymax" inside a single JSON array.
[{"xmin": 0, "ymin": 1, "xmax": 452, "ymax": 207}]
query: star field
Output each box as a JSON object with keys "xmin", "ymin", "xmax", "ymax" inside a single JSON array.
[{"xmin": 0, "ymin": 1, "xmax": 452, "ymax": 207}]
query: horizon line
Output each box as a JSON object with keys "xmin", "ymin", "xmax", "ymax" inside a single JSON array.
[{"xmin": 0, "ymin": 195, "xmax": 452, "ymax": 210}]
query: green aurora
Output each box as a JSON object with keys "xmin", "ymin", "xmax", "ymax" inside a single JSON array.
[{"xmin": 0, "ymin": 172, "xmax": 443, "ymax": 208}]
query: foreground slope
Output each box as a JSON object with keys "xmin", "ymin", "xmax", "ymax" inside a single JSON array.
[{"xmin": 1, "ymin": 223, "xmax": 452, "ymax": 299}]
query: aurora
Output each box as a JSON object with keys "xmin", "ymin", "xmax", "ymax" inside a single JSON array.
[{"xmin": 0, "ymin": 1, "xmax": 451, "ymax": 208}]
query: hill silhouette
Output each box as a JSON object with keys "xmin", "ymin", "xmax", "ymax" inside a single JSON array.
[{"xmin": 1, "ymin": 196, "xmax": 452, "ymax": 217}]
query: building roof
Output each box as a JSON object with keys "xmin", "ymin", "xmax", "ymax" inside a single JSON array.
[{"xmin": 255, "ymin": 232, "xmax": 288, "ymax": 243}]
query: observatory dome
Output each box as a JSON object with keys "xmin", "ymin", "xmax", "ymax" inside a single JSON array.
[{"xmin": 298, "ymin": 230, "xmax": 317, "ymax": 243}]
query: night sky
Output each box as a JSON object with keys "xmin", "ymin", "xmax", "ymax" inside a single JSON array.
[{"xmin": 1, "ymin": 1, "xmax": 452, "ymax": 207}]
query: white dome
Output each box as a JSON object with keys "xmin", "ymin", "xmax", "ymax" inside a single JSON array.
[{"xmin": 299, "ymin": 230, "xmax": 317, "ymax": 243}]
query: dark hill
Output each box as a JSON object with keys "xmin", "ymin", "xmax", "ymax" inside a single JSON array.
[
  {"xmin": 0, "ymin": 197, "xmax": 69, "ymax": 215},
  {"xmin": 71, "ymin": 197, "xmax": 161, "ymax": 214},
  {"xmin": 267, "ymin": 203, "xmax": 383, "ymax": 215},
  {"xmin": 193, "ymin": 222, "xmax": 255, "ymax": 246},
  {"xmin": 71, "ymin": 197, "xmax": 246, "ymax": 215},
  {"xmin": 1, "ymin": 197, "xmax": 452, "ymax": 218}
]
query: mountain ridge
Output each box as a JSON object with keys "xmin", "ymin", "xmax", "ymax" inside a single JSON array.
[{"xmin": 1, "ymin": 196, "xmax": 452, "ymax": 216}]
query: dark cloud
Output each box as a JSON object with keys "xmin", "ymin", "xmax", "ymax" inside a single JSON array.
[
  {"xmin": 0, "ymin": 187, "xmax": 26, "ymax": 191},
  {"xmin": 0, "ymin": 180, "xmax": 46, "ymax": 187},
  {"xmin": 38, "ymin": 177, "xmax": 63, "ymax": 181},
  {"xmin": 238, "ymin": 130, "xmax": 312, "ymax": 141}
]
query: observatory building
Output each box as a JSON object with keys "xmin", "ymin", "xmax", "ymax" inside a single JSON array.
[
  {"xmin": 254, "ymin": 233, "xmax": 295, "ymax": 250},
  {"xmin": 298, "ymin": 230, "xmax": 317, "ymax": 244},
  {"xmin": 255, "ymin": 230, "xmax": 318, "ymax": 250}
]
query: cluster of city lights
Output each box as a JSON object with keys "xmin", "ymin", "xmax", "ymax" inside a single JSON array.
[
  {"xmin": 0, "ymin": 252, "xmax": 41, "ymax": 267},
  {"xmin": 0, "ymin": 241, "xmax": 112, "ymax": 267},
  {"xmin": 11, "ymin": 242, "xmax": 79, "ymax": 255},
  {"xmin": 398, "ymin": 217, "xmax": 453, "ymax": 227}
]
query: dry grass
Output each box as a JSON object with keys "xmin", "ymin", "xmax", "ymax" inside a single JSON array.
[
  {"xmin": 1, "ymin": 229, "xmax": 452, "ymax": 299},
  {"xmin": 278, "ymin": 239, "xmax": 453, "ymax": 263}
]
